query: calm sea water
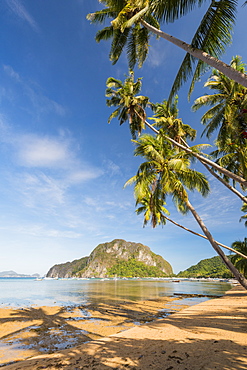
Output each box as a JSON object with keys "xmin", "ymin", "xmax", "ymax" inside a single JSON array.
[{"xmin": 0, "ymin": 278, "xmax": 233, "ymax": 308}]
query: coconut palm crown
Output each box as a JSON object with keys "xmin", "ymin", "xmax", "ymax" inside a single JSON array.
[
  {"xmin": 193, "ymin": 56, "xmax": 247, "ymax": 185},
  {"xmin": 88, "ymin": 0, "xmax": 240, "ymax": 97},
  {"xmin": 125, "ymin": 133, "xmax": 210, "ymax": 217},
  {"xmin": 231, "ymin": 238, "xmax": 247, "ymax": 277},
  {"xmin": 151, "ymin": 97, "xmax": 197, "ymax": 144},
  {"xmin": 106, "ymin": 71, "xmax": 149, "ymax": 138}
]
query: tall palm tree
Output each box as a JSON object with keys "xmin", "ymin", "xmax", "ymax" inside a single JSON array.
[
  {"xmin": 106, "ymin": 72, "xmax": 247, "ymax": 189},
  {"xmin": 193, "ymin": 56, "xmax": 247, "ymax": 187},
  {"xmin": 152, "ymin": 98, "xmax": 247, "ymax": 203},
  {"xmin": 88, "ymin": 0, "xmax": 247, "ymax": 94},
  {"xmin": 231, "ymin": 238, "xmax": 247, "ymax": 277},
  {"xmin": 106, "ymin": 72, "xmax": 149, "ymax": 138},
  {"xmin": 125, "ymin": 133, "xmax": 247, "ymax": 288}
]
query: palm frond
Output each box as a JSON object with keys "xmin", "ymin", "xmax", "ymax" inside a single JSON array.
[
  {"xmin": 95, "ymin": 26, "xmax": 114, "ymax": 42},
  {"xmin": 150, "ymin": 0, "xmax": 205, "ymax": 23}
]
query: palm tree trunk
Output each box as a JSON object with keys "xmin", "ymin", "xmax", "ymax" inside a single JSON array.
[
  {"xmin": 163, "ymin": 214, "xmax": 247, "ymax": 260},
  {"xmin": 141, "ymin": 20, "xmax": 247, "ymax": 88},
  {"xmin": 179, "ymin": 138, "xmax": 247, "ymax": 204},
  {"xmin": 143, "ymin": 119, "xmax": 247, "ymax": 188},
  {"xmin": 185, "ymin": 199, "xmax": 247, "ymax": 289},
  {"xmin": 201, "ymin": 163, "xmax": 247, "ymax": 204}
]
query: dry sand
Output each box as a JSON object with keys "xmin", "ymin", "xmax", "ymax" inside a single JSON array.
[{"xmin": 0, "ymin": 286, "xmax": 246, "ymax": 369}]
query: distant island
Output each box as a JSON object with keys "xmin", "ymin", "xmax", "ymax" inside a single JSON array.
[
  {"xmin": 46, "ymin": 239, "xmax": 235, "ymax": 280},
  {"xmin": 177, "ymin": 256, "xmax": 232, "ymax": 279},
  {"xmin": 46, "ymin": 239, "xmax": 173, "ymax": 278},
  {"xmin": 0, "ymin": 270, "xmax": 40, "ymax": 278}
]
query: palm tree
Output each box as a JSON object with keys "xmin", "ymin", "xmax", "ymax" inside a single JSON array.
[
  {"xmin": 240, "ymin": 203, "xmax": 247, "ymax": 227},
  {"xmin": 231, "ymin": 238, "xmax": 247, "ymax": 277},
  {"xmin": 151, "ymin": 97, "xmax": 197, "ymax": 144},
  {"xmin": 106, "ymin": 72, "xmax": 247, "ymax": 189},
  {"xmin": 125, "ymin": 133, "xmax": 247, "ymax": 288},
  {"xmin": 193, "ymin": 56, "xmax": 247, "ymax": 139},
  {"xmin": 87, "ymin": 1, "xmax": 159, "ymax": 70},
  {"xmin": 134, "ymin": 195, "xmax": 247, "ymax": 259},
  {"xmin": 106, "ymin": 72, "xmax": 149, "ymax": 138},
  {"xmin": 88, "ymin": 0, "xmax": 247, "ymax": 94},
  {"xmin": 193, "ymin": 56, "xmax": 247, "ymax": 188}
]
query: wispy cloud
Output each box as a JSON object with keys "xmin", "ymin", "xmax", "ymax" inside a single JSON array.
[
  {"xmin": 146, "ymin": 41, "xmax": 168, "ymax": 68},
  {"xmin": 6, "ymin": 0, "xmax": 40, "ymax": 33},
  {"xmin": 3, "ymin": 65, "xmax": 21, "ymax": 82},
  {"xmin": 3, "ymin": 65, "xmax": 66, "ymax": 117},
  {"xmin": 16, "ymin": 224, "xmax": 83, "ymax": 239}
]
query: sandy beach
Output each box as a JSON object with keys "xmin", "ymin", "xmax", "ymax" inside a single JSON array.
[{"xmin": 1, "ymin": 286, "xmax": 246, "ymax": 369}]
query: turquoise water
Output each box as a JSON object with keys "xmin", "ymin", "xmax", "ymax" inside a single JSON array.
[{"xmin": 0, "ymin": 278, "xmax": 232, "ymax": 307}]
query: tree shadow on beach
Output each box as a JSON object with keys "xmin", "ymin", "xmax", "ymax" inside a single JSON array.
[
  {"xmin": 0, "ymin": 306, "xmax": 92, "ymax": 365},
  {"xmin": 147, "ymin": 291, "xmax": 247, "ymax": 336},
  {"xmin": 4, "ymin": 336, "xmax": 247, "ymax": 370},
  {"xmin": 0, "ymin": 297, "xmax": 175, "ymax": 367}
]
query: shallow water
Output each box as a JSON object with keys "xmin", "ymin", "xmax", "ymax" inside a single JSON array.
[{"xmin": 0, "ymin": 278, "xmax": 232, "ymax": 307}]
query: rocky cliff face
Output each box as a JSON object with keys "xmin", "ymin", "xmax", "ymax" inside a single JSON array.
[
  {"xmin": 46, "ymin": 239, "xmax": 173, "ymax": 278},
  {"xmin": 46, "ymin": 256, "xmax": 88, "ymax": 279}
]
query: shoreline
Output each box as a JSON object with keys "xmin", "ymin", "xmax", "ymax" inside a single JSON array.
[{"xmin": 1, "ymin": 286, "xmax": 246, "ymax": 369}]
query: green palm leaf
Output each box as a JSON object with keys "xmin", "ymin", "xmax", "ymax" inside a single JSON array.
[{"xmin": 169, "ymin": 0, "xmax": 237, "ymax": 100}]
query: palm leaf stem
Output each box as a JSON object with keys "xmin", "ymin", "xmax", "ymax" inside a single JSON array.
[
  {"xmin": 163, "ymin": 214, "xmax": 247, "ymax": 260},
  {"xmin": 186, "ymin": 199, "xmax": 247, "ymax": 289},
  {"xmin": 140, "ymin": 20, "xmax": 247, "ymax": 88}
]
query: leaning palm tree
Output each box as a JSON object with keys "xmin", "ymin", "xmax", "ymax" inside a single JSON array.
[
  {"xmin": 231, "ymin": 238, "xmax": 247, "ymax": 277},
  {"xmin": 135, "ymin": 194, "xmax": 247, "ymax": 259},
  {"xmin": 88, "ymin": 0, "xmax": 247, "ymax": 95},
  {"xmin": 125, "ymin": 133, "xmax": 247, "ymax": 288},
  {"xmin": 106, "ymin": 72, "xmax": 247, "ymax": 189}
]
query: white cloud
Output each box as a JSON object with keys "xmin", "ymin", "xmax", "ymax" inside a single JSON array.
[
  {"xmin": 17, "ymin": 136, "xmax": 70, "ymax": 168},
  {"xmin": 6, "ymin": 0, "xmax": 40, "ymax": 33},
  {"xmin": 0, "ymin": 124, "xmax": 104, "ymax": 215}
]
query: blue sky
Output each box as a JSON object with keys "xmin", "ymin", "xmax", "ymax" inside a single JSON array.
[{"xmin": 0, "ymin": 0, "xmax": 246, "ymax": 276}]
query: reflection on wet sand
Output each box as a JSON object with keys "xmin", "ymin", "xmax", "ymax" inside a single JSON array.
[{"xmin": 0, "ymin": 296, "xmax": 187, "ymax": 366}]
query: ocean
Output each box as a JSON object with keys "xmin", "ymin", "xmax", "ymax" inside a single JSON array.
[{"xmin": 0, "ymin": 277, "xmax": 233, "ymax": 308}]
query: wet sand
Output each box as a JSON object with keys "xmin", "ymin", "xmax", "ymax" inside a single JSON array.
[
  {"xmin": 1, "ymin": 286, "xmax": 247, "ymax": 369},
  {"xmin": 0, "ymin": 295, "xmax": 185, "ymax": 366}
]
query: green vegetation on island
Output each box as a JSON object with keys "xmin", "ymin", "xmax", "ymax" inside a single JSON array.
[
  {"xmin": 107, "ymin": 258, "xmax": 167, "ymax": 278},
  {"xmin": 177, "ymin": 256, "xmax": 233, "ymax": 279}
]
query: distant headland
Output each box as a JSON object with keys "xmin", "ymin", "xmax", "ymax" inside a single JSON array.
[{"xmin": 0, "ymin": 270, "xmax": 40, "ymax": 278}]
